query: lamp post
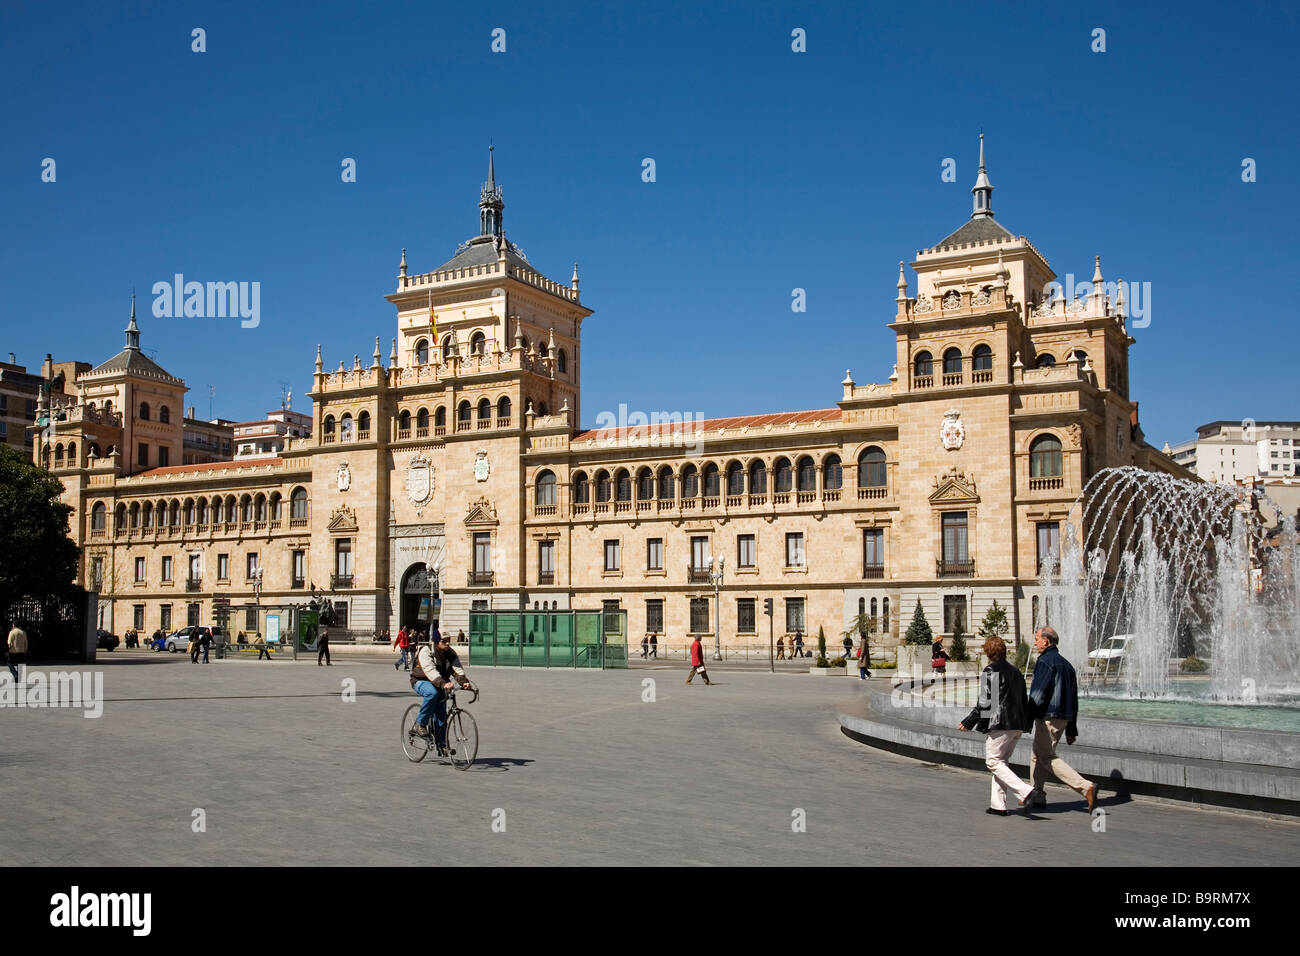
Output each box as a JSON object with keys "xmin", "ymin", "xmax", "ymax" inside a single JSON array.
[
  {"xmin": 709, "ymin": 556, "xmax": 725, "ymax": 661},
  {"xmin": 251, "ymin": 566, "xmax": 263, "ymax": 605}
]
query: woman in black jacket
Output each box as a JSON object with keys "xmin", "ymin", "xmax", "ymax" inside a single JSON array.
[
  {"xmin": 958, "ymin": 635, "xmax": 1035, "ymax": 815},
  {"xmin": 931, "ymin": 638, "xmax": 949, "ymax": 678}
]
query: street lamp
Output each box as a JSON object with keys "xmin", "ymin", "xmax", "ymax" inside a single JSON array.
[
  {"xmin": 251, "ymin": 566, "xmax": 263, "ymax": 605},
  {"xmin": 709, "ymin": 555, "xmax": 724, "ymax": 661}
]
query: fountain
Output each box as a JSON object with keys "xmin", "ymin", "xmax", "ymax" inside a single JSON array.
[{"xmin": 1041, "ymin": 467, "xmax": 1300, "ymax": 709}]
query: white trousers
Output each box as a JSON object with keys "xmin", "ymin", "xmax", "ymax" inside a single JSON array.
[{"xmin": 985, "ymin": 730, "xmax": 1034, "ymax": 810}]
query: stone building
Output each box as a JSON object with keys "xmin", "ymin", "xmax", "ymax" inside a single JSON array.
[{"xmin": 42, "ymin": 141, "xmax": 1187, "ymax": 647}]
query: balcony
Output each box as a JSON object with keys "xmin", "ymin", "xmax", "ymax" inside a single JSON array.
[
  {"xmin": 538, "ymin": 572, "xmax": 555, "ymax": 586},
  {"xmin": 747, "ymin": 494, "xmax": 767, "ymax": 507},
  {"xmin": 687, "ymin": 567, "xmax": 713, "ymax": 584},
  {"xmin": 185, "ymin": 577, "xmax": 203, "ymax": 591},
  {"xmin": 657, "ymin": 500, "xmax": 675, "ymax": 513},
  {"xmin": 476, "ymin": 418, "xmax": 491, "ymax": 430},
  {"xmin": 702, "ymin": 496, "xmax": 720, "ymax": 509},
  {"xmin": 497, "ymin": 417, "xmax": 511, "ymax": 428},
  {"xmin": 456, "ymin": 421, "xmax": 471, "ymax": 433},
  {"xmin": 434, "ymin": 425, "xmax": 447, "ymax": 436},
  {"xmin": 857, "ymin": 486, "xmax": 888, "ymax": 500},
  {"xmin": 796, "ymin": 491, "xmax": 816, "ymax": 504},
  {"xmin": 331, "ymin": 573, "xmax": 354, "ymax": 589},
  {"xmin": 291, "ymin": 577, "xmax": 305, "ymax": 589},
  {"xmin": 1029, "ymin": 476, "xmax": 1064, "ymax": 491},
  {"xmin": 322, "ymin": 433, "xmax": 335, "ymax": 443},
  {"xmin": 534, "ymin": 504, "xmax": 557, "ymax": 516},
  {"xmin": 942, "ymin": 372, "xmax": 963, "ymax": 386},
  {"xmin": 936, "ymin": 558, "xmax": 976, "ymax": 578},
  {"xmin": 863, "ymin": 563, "xmax": 885, "ymax": 580},
  {"xmin": 397, "ymin": 428, "xmax": 411, "ymax": 440},
  {"xmin": 972, "ymin": 368, "xmax": 993, "ymax": 384},
  {"xmin": 358, "ymin": 429, "xmax": 370, "ymax": 441},
  {"xmin": 467, "ymin": 570, "xmax": 494, "ymax": 587},
  {"xmin": 773, "ymin": 493, "xmax": 790, "ymax": 505},
  {"xmin": 822, "ymin": 489, "xmax": 841, "ymax": 503},
  {"xmin": 290, "ymin": 517, "xmax": 308, "ymax": 529},
  {"xmin": 416, "ymin": 426, "xmax": 429, "ymax": 438},
  {"xmin": 913, "ymin": 375, "xmax": 934, "ymax": 389}
]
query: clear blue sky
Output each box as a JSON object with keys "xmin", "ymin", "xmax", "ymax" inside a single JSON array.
[{"xmin": 1, "ymin": 0, "xmax": 1296, "ymax": 446}]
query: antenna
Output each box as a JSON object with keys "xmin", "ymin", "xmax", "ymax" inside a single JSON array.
[{"xmin": 208, "ymin": 385, "xmax": 215, "ymax": 420}]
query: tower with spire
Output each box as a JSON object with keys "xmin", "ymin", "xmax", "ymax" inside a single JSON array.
[{"xmin": 479, "ymin": 146, "xmax": 504, "ymax": 238}]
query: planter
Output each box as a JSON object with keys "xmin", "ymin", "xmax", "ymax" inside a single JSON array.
[{"xmin": 895, "ymin": 645, "xmax": 934, "ymax": 682}]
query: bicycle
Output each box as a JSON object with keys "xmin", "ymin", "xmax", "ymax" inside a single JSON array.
[{"xmin": 401, "ymin": 683, "xmax": 479, "ymax": 769}]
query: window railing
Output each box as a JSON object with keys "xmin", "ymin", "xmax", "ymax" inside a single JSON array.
[
  {"xmin": 822, "ymin": 489, "xmax": 841, "ymax": 502},
  {"xmin": 186, "ymin": 577, "xmax": 202, "ymax": 591},
  {"xmin": 322, "ymin": 433, "xmax": 335, "ymax": 443},
  {"xmin": 657, "ymin": 500, "xmax": 674, "ymax": 512},
  {"xmin": 397, "ymin": 428, "xmax": 411, "ymax": 440},
  {"xmin": 290, "ymin": 517, "xmax": 308, "ymax": 528},
  {"xmin": 942, "ymin": 372, "xmax": 963, "ymax": 386},
  {"xmin": 573, "ymin": 503, "xmax": 589, "ymax": 516},
  {"xmin": 291, "ymin": 577, "xmax": 305, "ymax": 589},
  {"xmin": 858, "ymin": 486, "xmax": 888, "ymax": 499},
  {"xmin": 435, "ymin": 425, "xmax": 447, "ymax": 436},
  {"xmin": 972, "ymin": 368, "xmax": 993, "ymax": 383},
  {"xmin": 773, "ymin": 492, "xmax": 790, "ymax": 505},
  {"xmin": 476, "ymin": 418, "xmax": 491, "ymax": 430},
  {"xmin": 748, "ymin": 494, "xmax": 766, "ymax": 507},
  {"xmin": 1029, "ymin": 476, "xmax": 1064, "ymax": 490},
  {"xmin": 863, "ymin": 563, "xmax": 885, "ymax": 579},
  {"xmin": 538, "ymin": 572, "xmax": 555, "ymax": 585},
  {"xmin": 497, "ymin": 417, "xmax": 511, "ymax": 428},
  {"xmin": 614, "ymin": 501, "xmax": 631, "ymax": 513},
  {"xmin": 687, "ymin": 568, "xmax": 713, "ymax": 584},
  {"xmin": 358, "ymin": 429, "xmax": 370, "ymax": 441},
  {"xmin": 535, "ymin": 504, "xmax": 557, "ymax": 516},
  {"xmin": 937, "ymin": 558, "xmax": 975, "ymax": 578},
  {"xmin": 796, "ymin": 491, "xmax": 816, "ymax": 504},
  {"xmin": 680, "ymin": 498, "xmax": 697, "ymax": 510},
  {"xmin": 331, "ymin": 573, "xmax": 354, "ymax": 589},
  {"xmin": 416, "ymin": 426, "xmax": 429, "ymax": 438},
  {"xmin": 702, "ymin": 496, "xmax": 719, "ymax": 509},
  {"xmin": 636, "ymin": 501, "xmax": 651, "ymax": 512},
  {"xmin": 467, "ymin": 570, "xmax": 494, "ymax": 586},
  {"xmin": 725, "ymin": 495, "xmax": 742, "ymax": 508},
  {"xmin": 914, "ymin": 375, "xmax": 933, "ymax": 389},
  {"xmin": 456, "ymin": 420, "xmax": 471, "ymax": 432}
]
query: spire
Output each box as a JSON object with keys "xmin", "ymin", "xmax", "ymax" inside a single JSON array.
[
  {"xmin": 971, "ymin": 133, "xmax": 994, "ymax": 219},
  {"xmin": 895, "ymin": 261, "xmax": 908, "ymax": 301},
  {"xmin": 399, "ymin": 248, "xmax": 407, "ymax": 277},
  {"xmin": 571, "ymin": 262, "xmax": 580, "ymax": 294},
  {"xmin": 315, "ymin": 344, "xmax": 323, "ymax": 373},
  {"xmin": 124, "ymin": 293, "xmax": 141, "ymax": 351},
  {"xmin": 479, "ymin": 145, "xmax": 504, "ymax": 238}
]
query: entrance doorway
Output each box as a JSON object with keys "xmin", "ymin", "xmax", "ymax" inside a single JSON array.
[{"xmin": 400, "ymin": 563, "xmax": 439, "ymax": 633}]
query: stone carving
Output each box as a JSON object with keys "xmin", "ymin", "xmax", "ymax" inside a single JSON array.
[
  {"xmin": 942, "ymin": 290, "xmax": 962, "ymax": 310},
  {"xmin": 474, "ymin": 450, "xmax": 491, "ymax": 482},
  {"xmin": 336, "ymin": 462, "xmax": 351, "ymax": 492},
  {"xmin": 929, "ymin": 467, "xmax": 979, "ymax": 505},
  {"xmin": 1033, "ymin": 298, "xmax": 1055, "ymax": 317},
  {"xmin": 914, "ymin": 293, "xmax": 934, "ymax": 314},
  {"xmin": 327, "ymin": 505, "xmax": 358, "ymax": 532},
  {"xmin": 940, "ymin": 408, "xmax": 965, "ymax": 451},
  {"xmin": 972, "ymin": 287, "xmax": 991, "ymax": 306},
  {"xmin": 1068, "ymin": 297, "xmax": 1087, "ymax": 314},
  {"xmin": 406, "ymin": 454, "xmax": 434, "ymax": 516},
  {"xmin": 464, "ymin": 495, "xmax": 499, "ymax": 526}
]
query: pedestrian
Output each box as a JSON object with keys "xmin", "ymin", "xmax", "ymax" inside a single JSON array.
[
  {"xmin": 649, "ymin": 633, "xmax": 657, "ymax": 659},
  {"xmin": 1027, "ymin": 626, "xmax": 1097, "ymax": 811},
  {"xmin": 842, "ymin": 634, "xmax": 854, "ymax": 659},
  {"xmin": 317, "ymin": 627, "xmax": 332, "ymax": 666},
  {"xmin": 254, "ymin": 632, "xmax": 272, "ymax": 661},
  {"xmin": 394, "ymin": 626, "xmax": 411, "ymax": 671},
  {"xmin": 640, "ymin": 636, "xmax": 649, "ymax": 659},
  {"xmin": 857, "ymin": 640, "xmax": 872, "ymax": 679},
  {"xmin": 958, "ymin": 634, "xmax": 1035, "ymax": 816},
  {"xmin": 7, "ymin": 622, "xmax": 27, "ymax": 680},
  {"xmin": 200, "ymin": 628, "xmax": 213, "ymax": 664},
  {"xmin": 793, "ymin": 630, "xmax": 805, "ymax": 659},
  {"xmin": 457, "ymin": 629, "xmax": 465, "ymax": 645},
  {"xmin": 189, "ymin": 630, "xmax": 201, "ymax": 663},
  {"xmin": 686, "ymin": 634, "xmax": 713, "ymax": 685},
  {"xmin": 776, "ymin": 635, "xmax": 785, "ymax": 660},
  {"xmin": 931, "ymin": 636, "xmax": 949, "ymax": 678}
]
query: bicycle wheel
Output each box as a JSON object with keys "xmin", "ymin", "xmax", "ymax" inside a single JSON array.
[
  {"xmin": 445, "ymin": 708, "xmax": 478, "ymax": 769},
  {"xmin": 401, "ymin": 703, "xmax": 430, "ymax": 763}
]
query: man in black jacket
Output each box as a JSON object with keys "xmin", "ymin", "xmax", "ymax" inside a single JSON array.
[
  {"xmin": 1026, "ymin": 627, "xmax": 1097, "ymax": 811},
  {"xmin": 959, "ymin": 635, "xmax": 1034, "ymax": 816}
]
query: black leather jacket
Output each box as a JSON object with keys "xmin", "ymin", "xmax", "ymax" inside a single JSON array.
[
  {"xmin": 963, "ymin": 658, "xmax": 1032, "ymax": 733},
  {"xmin": 1028, "ymin": 645, "xmax": 1079, "ymax": 737}
]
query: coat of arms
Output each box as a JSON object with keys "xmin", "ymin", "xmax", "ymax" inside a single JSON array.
[
  {"xmin": 474, "ymin": 450, "xmax": 490, "ymax": 482},
  {"xmin": 940, "ymin": 409, "xmax": 965, "ymax": 451},
  {"xmin": 406, "ymin": 455, "xmax": 434, "ymax": 512},
  {"xmin": 337, "ymin": 462, "xmax": 351, "ymax": 491}
]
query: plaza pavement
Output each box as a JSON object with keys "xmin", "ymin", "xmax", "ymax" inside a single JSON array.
[{"xmin": 2, "ymin": 651, "xmax": 1296, "ymax": 866}]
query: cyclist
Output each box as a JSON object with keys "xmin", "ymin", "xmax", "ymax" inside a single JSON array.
[{"xmin": 410, "ymin": 633, "xmax": 471, "ymax": 754}]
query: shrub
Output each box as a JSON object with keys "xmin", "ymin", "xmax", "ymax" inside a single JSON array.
[
  {"xmin": 817, "ymin": 626, "xmax": 827, "ymax": 659},
  {"xmin": 1180, "ymin": 655, "xmax": 1209, "ymax": 674},
  {"xmin": 1013, "ymin": 641, "xmax": 1030, "ymax": 672},
  {"xmin": 904, "ymin": 600, "xmax": 933, "ymax": 646}
]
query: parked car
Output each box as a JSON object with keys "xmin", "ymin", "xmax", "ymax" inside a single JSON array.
[
  {"xmin": 1088, "ymin": 634, "xmax": 1132, "ymax": 672},
  {"xmin": 96, "ymin": 629, "xmax": 120, "ymax": 651},
  {"xmin": 160, "ymin": 625, "xmax": 225, "ymax": 654}
]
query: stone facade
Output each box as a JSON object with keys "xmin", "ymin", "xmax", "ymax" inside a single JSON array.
[{"xmin": 41, "ymin": 144, "xmax": 1189, "ymax": 649}]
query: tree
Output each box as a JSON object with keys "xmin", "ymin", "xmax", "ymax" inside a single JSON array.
[
  {"xmin": 0, "ymin": 446, "xmax": 79, "ymax": 609},
  {"xmin": 904, "ymin": 599, "xmax": 933, "ymax": 646},
  {"xmin": 977, "ymin": 600, "xmax": 1010, "ymax": 643},
  {"xmin": 949, "ymin": 618, "xmax": 969, "ymax": 661},
  {"xmin": 816, "ymin": 625, "xmax": 827, "ymax": 659}
]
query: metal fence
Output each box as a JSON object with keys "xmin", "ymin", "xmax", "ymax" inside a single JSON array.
[{"xmin": 1, "ymin": 591, "xmax": 94, "ymax": 663}]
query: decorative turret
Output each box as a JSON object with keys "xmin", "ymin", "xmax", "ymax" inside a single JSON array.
[
  {"xmin": 895, "ymin": 261, "xmax": 908, "ymax": 301},
  {"xmin": 479, "ymin": 145, "xmax": 504, "ymax": 238},
  {"xmin": 399, "ymin": 248, "xmax": 407, "ymax": 278},
  {"xmin": 315, "ymin": 344, "xmax": 323, "ymax": 374},
  {"xmin": 372, "ymin": 336, "xmax": 382, "ymax": 368},
  {"xmin": 571, "ymin": 262, "xmax": 580, "ymax": 295},
  {"xmin": 389, "ymin": 338, "xmax": 398, "ymax": 366},
  {"xmin": 971, "ymin": 133, "xmax": 994, "ymax": 219},
  {"xmin": 1091, "ymin": 255, "xmax": 1105, "ymax": 310},
  {"xmin": 124, "ymin": 294, "xmax": 141, "ymax": 351}
]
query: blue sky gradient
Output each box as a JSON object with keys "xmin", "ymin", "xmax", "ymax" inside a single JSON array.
[{"xmin": 1, "ymin": 1, "xmax": 1296, "ymax": 445}]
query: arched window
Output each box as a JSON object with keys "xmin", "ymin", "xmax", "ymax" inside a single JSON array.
[
  {"xmin": 399, "ymin": 409, "xmax": 411, "ymax": 432},
  {"xmin": 159, "ymin": 405, "xmax": 170, "ymax": 424},
  {"xmin": 702, "ymin": 463, "xmax": 720, "ymax": 497},
  {"xmin": 270, "ymin": 492, "xmax": 282, "ymax": 521},
  {"xmin": 535, "ymin": 470, "xmax": 557, "ymax": 507},
  {"xmin": 291, "ymin": 487, "xmax": 309, "ymax": 519},
  {"xmin": 859, "ymin": 597, "xmax": 866, "ymax": 617},
  {"xmin": 497, "ymin": 397, "xmax": 511, "ymax": 421},
  {"xmin": 323, "ymin": 415, "xmax": 335, "ymax": 437},
  {"xmin": 225, "ymin": 495, "xmax": 236, "ymax": 522},
  {"xmin": 417, "ymin": 408, "xmax": 429, "ymax": 429},
  {"xmin": 823, "ymin": 454, "xmax": 842, "ymax": 490},
  {"xmin": 358, "ymin": 410, "xmax": 370, "ymax": 436},
  {"xmin": 595, "ymin": 470, "xmax": 612, "ymax": 503},
  {"xmin": 169, "ymin": 500, "xmax": 180, "ymax": 525},
  {"xmin": 441, "ymin": 336, "xmax": 456, "ymax": 363},
  {"xmin": 557, "ymin": 349, "xmax": 568, "ymax": 373},
  {"xmin": 212, "ymin": 497, "xmax": 224, "ymax": 523},
  {"xmin": 470, "ymin": 332, "xmax": 486, "ymax": 358},
  {"xmin": 255, "ymin": 494, "xmax": 267, "ymax": 521},
  {"xmin": 139, "ymin": 402, "xmax": 150, "ymax": 420},
  {"xmin": 858, "ymin": 447, "xmax": 887, "ymax": 488},
  {"xmin": 240, "ymin": 495, "xmax": 253, "ymax": 523},
  {"xmin": 196, "ymin": 499, "xmax": 207, "ymax": 524},
  {"xmin": 973, "ymin": 344, "xmax": 993, "ymax": 373},
  {"xmin": 1073, "ymin": 349, "xmax": 1088, "ymax": 367},
  {"xmin": 882, "ymin": 597, "xmax": 890, "ymax": 632},
  {"xmin": 457, "ymin": 401, "xmax": 471, "ymax": 423},
  {"xmin": 870, "ymin": 597, "xmax": 878, "ymax": 617},
  {"xmin": 91, "ymin": 502, "xmax": 106, "ymax": 530},
  {"xmin": 67, "ymin": 442, "xmax": 77, "ymax": 463},
  {"xmin": 434, "ymin": 406, "xmax": 447, "ymax": 428},
  {"xmin": 415, "ymin": 338, "xmax": 429, "ymax": 364},
  {"xmin": 943, "ymin": 347, "xmax": 963, "ymax": 375},
  {"xmin": 340, "ymin": 413, "xmax": 353, "ymax": 441},
  {"xmin": 615, "ymin": 469, "xmax": 632, "ymax": 501},
  {"xmin": 477, "ymin": 398, "xmax": 491, "ymax": 421},
  {"xmin": 657, "ymin": 467, "xmax": 675, "ymax": 499},
  {"xmin": 681, "ymin": 464, "xmax": 699, "ymax": 497},
  {"xmin": 54, "ymin": 443, "xmax": 64, "ymax": 463},
  {"xmin": 1035, "ymin": 353, "xmax": 1056, "ymax": 368},
  {"xmin": 774, "ymin": 457, "xmax": 793, "ymax": 493},
  {"xmin": 573, "ymin": 472, "xmax": 590, "ymax": 504},
  {"xmin": 538, "ymin": 402, "xmax": 548, "ymax": 416},
  {"xmin": 115, "ymin": 504, "xmax": 127, "ymax": 530},
  {"xmin": 1030, "ymin": 434, "xmax": 1063, "ymax": 477},
  {"xmin": 184, "ymin": 499, "xmax": 195, "ymax": 525},
  {"xmin": 913, "ymin": 351, "xmax": 933, "ymax": 378},
  {"xmin": 520, "ymin": 335, "xmax": 530, "ymax": 356},
  {"xmin": 796, "ymin": 456, "xmax": 816, "ymax": 492},
  {"xmin": 749, "ymin": 460, "xmax": 767, "ymax": 494},
  {"xmin": 726, "ymin": 462, "xmax": 744, "ymax": 496},
  {"xmin": 637, "ymin": 468, "xmax": 654, "ymax": 500},
  {"xmin": 142, "ymin": 502, "xmax": 152, "ymax": 527}
]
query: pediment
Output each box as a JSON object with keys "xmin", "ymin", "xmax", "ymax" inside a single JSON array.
[
  {"xmin": 328, "ymin": 505, "xmax": 359, "ymax": 533},
  {"xmin": 464, "ymin": 496, "xmax": 499, "ymax": 528},
  {"xmin": 929, "ymin": 467, "xmax": 980, "ymax": 506}
]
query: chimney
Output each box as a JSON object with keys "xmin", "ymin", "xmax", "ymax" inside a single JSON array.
[
  {"xmin": 187, "ymin": 406, "xmax": 196, "ymax": 419},
  {"xmin": 41, "ymin": 353, "xmax": 53, "ymax": 379},
  {"xmin": 7, "ymin": 353, "xmax": 14, "ymax": 364}
]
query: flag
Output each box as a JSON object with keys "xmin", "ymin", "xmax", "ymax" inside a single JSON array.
[{"xmin": 428, "ymin": 290, "xmax": 437, "ymax": 350}]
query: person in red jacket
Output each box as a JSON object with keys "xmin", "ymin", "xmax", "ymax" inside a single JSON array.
[
  {"xmin": 393, "ymin": 626, "xmax": 411, "ymax": 671},
  {"xmin": 686, "ymin": 635, "xmax": 713, "ymax": 685}
]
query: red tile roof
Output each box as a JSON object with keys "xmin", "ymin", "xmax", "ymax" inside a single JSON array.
[
  {"xmin": 573, "ymin": 408, "xmax": 841, "ymax": 442},
  {"xmin": 134, "ymin": 458, "xmax": 283, "ymax": 478}
]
